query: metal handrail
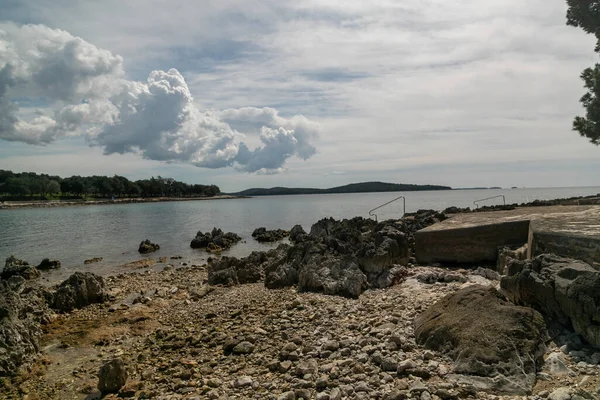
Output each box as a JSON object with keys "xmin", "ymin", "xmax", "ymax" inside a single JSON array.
[
  {"xmin": 369, "ymin": 196, "xmax": 405, "ymax": 221},
  {"xmin": 474, "ymin": 194, "xmax": 505, "ymax": 208}
]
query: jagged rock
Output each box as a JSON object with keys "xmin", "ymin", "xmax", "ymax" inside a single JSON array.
[
  {"xmin": 0, "ymin": 279, "xmax": 52, "ymax": 377},
  {"xmin": 208, "ymin": 252, "xmax": 267, "ymax": 285},
  {"xmin": 501, "ymin": 254, "xmax": 600, "ymax": 349},
  {"xmin": 415, "ymin": 285, "xmax": 548, "ymax": 395},
  {"xmin": 53, "ymin": 272, "xmax": 108, "ymax": 312},
  {"xmin": 36, "ymin": 258, "xmax": 61, "ymax": 270},
  {"xmin": 289, "ymin": 225, "xmax": 307, "ymax": 243},
  {"xmin": 208, "ymin": 246, "xmax": 289, "ymax": 286},
  {"xmin": 190, "ymin": 228, "xmax": 241, "ymax": 251},
  {"xmin": 252, "ymin": 227, "xmax": 289, "ymax": 242},
  {"xmin": 298, "ymin": 255, "xmax": 367, "ymax": 299},
  {"xmin": 203, "ymin": 213, "xmax": 443, "ymax": 298},
  {"xmin": 98, "ymin": 358, "xmax": 128, "ymax": 394},
  {"xmin": 497, "ymin": 245, "xmax": 528, "ymax": 275},
  {"xmin": 1, "ymin": 256, "xmax": 40, "ymax": 280},
  {"xmin": 138, "ymin": 239, "xmax": 160, "ymax": 254}
]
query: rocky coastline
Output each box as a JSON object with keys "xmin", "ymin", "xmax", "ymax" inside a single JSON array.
[{"xmin": 1, "ymin": 207, "xmax": 600, "ymax": 399}]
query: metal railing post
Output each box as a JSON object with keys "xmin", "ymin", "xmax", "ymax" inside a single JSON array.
[
  {"xmin": 473, "ymin": 194, "xmax": 506, "ymax": 209},
  {"xmin": 368, "ymin": 196, "xmax": 406, "ymax": 221}
]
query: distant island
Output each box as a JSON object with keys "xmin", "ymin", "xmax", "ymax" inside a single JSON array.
[{"xmin": 231, "ymin": 181, "xmax": 452, "ymax": 196}]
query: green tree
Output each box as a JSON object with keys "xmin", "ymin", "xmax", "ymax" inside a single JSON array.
[
  {"xmin": 567, "ymin": 0, "xmax": 600, "ymax": 145},
  {"xmin": 47, "ymin": 180, "xmax": 61, "ymax": 195},
  {"xmin": 567, "ymin": 0, "xmax": 600, "ymax": 51},
  {"xmin": 6, "ymin": 178, "xmax": 30, "ymax": 196}
]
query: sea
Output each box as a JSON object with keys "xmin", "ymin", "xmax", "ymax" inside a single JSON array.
[{"xmin": 1, "ymin": 186, "xmax": 599, "ymax": 283}]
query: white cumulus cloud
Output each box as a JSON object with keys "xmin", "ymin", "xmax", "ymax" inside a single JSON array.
[{"xmin": 0, "ymin": 23, "xmax": 319, "ymax": 173}]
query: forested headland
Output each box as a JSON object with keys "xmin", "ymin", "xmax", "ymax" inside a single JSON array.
[{"xmin": 0, "ymin": 170, "xmax": 220, "ymax": 201}]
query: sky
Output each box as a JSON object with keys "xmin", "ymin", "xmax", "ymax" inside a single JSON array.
[{"xmin": 0, "ymin": 0, "xmax": 599, "ymax": 192}]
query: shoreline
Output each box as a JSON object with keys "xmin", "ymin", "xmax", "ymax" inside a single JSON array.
[
  {"xmin": 0, "ymin": 194, "xmax": 249, "ymax": 210},
  {"xmin": 1, "ymin": 208, "xmax": 600, "ymax": 398}
]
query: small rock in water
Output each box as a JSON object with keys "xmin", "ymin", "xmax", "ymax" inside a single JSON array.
[{"xmin": 138, "ymin": 239, "xmax": 160, "ymax": 254}]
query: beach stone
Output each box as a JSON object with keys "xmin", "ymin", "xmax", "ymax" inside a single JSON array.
[
  {"xmin": 233, "ymin": 375, "xmax": 252, "ymax": 388},
  {"xmin": 415, "ymin": 285, "xmax": 548, "ymax": 395},
  {"xmin": 548, "ymin": 387, "xmax": 572, "ymax": 400},
  {"xmin": 501, "ymin": 254, "xmax": 600, "ymax": 349},
  {"xmin": 53, "ymin": 272, "xmax": 108, "ymax": 312},
  {"xmin": 545, "ymin": 352, "xmax": 573, "ymax": 376},
  {"xmin": 232, "ymin": 341, "xmax": 255, "ymax": 354},
  {"xmin": 98, "ymin": 358, "xmax": 128, "ymax": 394}
]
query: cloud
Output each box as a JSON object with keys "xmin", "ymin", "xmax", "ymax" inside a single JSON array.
[{"xmin": 0, "ymin": 22, "xmax": 319, "ymax": 173}]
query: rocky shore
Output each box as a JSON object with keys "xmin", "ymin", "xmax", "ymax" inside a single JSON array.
[{"xmin": 1, "ymin": 211, "xmax": 600, "ymax": 399}]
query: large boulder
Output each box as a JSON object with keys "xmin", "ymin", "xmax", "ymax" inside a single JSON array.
[
  {"xmin": 138, "ymin": 239, "xmax": 160, "ymax": 254},
  {"xmin": 0, "ymin": 278, "xmax": 52, "ymax": 377},
  {"xmin": 53, "ymin": 272, "xmax": 108, "ymax": 313},
  {"xmin": 298, "ymin": 254, "xmax": 367, "ymax": 298},
  {"xmin": 252, "ymin": 227, "xmax": 289, "ymax": 243},
  {"xmin": 1, "ymin": 256, "xmax": 40, "ymax": 280},
  {"xmin": 501, "ymin": 254, "xmax": 600, "ymax": 349},
  {"xmin": 208, "ymin": 252, "xmax": 268, "ymax": 286},
  {"xmin": 190, "ymin": 228, "xmax": 241, "ymax": 251},
  {"xmin": 208, "ymin": 246, "xmax": 290, "ymax": 286},
  {"xmin": 415, "ymin": 285, "xmax": 548, "ymax": 395}
]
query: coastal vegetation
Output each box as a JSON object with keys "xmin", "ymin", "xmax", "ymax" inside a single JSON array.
[
  {"xmin": 567, "ymin": 0, "xmax": 600, "ymax": 144},
  {"xmin": 232, "ymin": 181, "xmax": 451, "ymax": 196},
  {"xmin": 0, "ymin": 170, "xmax": 220, "ymax": 200}
]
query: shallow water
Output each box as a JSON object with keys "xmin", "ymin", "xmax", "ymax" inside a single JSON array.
[{"xmin": 1, "ymin": 186, "xmax": 599, "ymax": 282}]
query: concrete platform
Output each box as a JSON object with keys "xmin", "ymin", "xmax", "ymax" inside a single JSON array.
[{"xmin": 414, "ymin": 206, "xmax": 600, "ymax": 266}]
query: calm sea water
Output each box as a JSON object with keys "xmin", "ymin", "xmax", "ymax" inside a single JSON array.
[{"xmin": 1, "ymin": 186, "xmax": 599, "ymax": 283}]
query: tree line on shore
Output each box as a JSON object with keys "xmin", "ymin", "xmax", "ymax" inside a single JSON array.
[{"xmin": 0, "ymin": 170, "xmax": 220, "ymax": 200}]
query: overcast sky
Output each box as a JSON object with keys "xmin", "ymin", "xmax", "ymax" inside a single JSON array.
[{"xmin": 0, "ymin": 0, "xmax": 599, "ymax": 192}]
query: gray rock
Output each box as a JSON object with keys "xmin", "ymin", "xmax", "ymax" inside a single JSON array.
[
  {"xmin": 190, "ymin": 228, "xmax": 241, "ymax": 250},
  {"xmin": 298, "ymin": 255, "xmax": 367, "ymax": 298},
  {"xmin": 53, "ymin": 272, "xmax": 108, "ymax": 313},
  {"xmin": 1, "ymin": 256, "xmax": 40, "ymax": 280},
  {"xmin": 233, "ymin": 375, "xmax": 253, "ymax": 388},
  {"xmin": 252, "ymin": 227, "xmax": 289, "ymax": 243},
  {"xmin": 278, "ymin": 392, "xmax": 295, "ymax": 400},
  {"xmin": 98, "ymin": 358, "xmax": 128, "ymax": 394},
  {"xmin": 415, "ymin": 285, "xmax": 548, "ymax": 395},
  {"xmin": 232, "ymin": 341, "xmax": 255, "ymax": 354},
  {"xmin": 290, "ymin": 225, "xmax": 307, "ymax": 243},
  {"xmin": 548, "ymin": 387, "xmax": 572, "ymax": 400},
  {"xmin": 501, "ymin": 254, "xmax": 600, "ymax": 349},
  {"xmin": 0, "ymin": 280, "xmax": 51, "ymax": 376},
  {"xmin": 208, "ymin": 252, "xmax": 268, "ymax": 285},
  {"xmin": 545, "ymin": 352, "xmax": 572, "ymax": 376}
]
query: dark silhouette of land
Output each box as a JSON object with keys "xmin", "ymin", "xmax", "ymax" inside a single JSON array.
[{"xmin": 232, "ymin": 181, "xmax": 451, "ymax": 196}]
